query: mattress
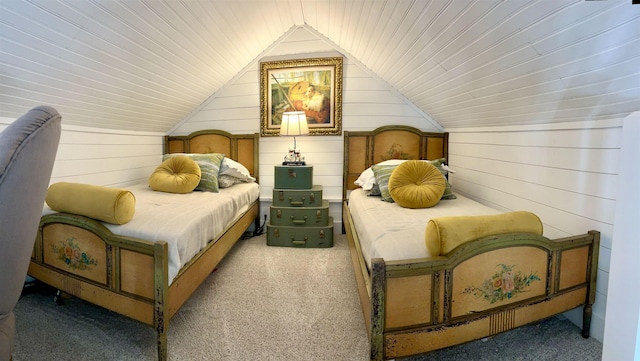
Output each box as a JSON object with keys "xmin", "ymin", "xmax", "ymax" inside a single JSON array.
[
  {"xmin": 347, "ymin": 188, "xmax": 500, "ymax": 269},
  {"xmin": 42, "ymin": 182, "xmax": 260, "ymax": 284}
]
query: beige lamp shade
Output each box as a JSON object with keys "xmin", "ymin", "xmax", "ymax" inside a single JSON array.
[
  {"xmin": 280, "ymin": 111, "xmax": 309, "ymax": 136},
  {"xmin": 280, "ymin": 111, "xmax": 309, "ymax": 165}
]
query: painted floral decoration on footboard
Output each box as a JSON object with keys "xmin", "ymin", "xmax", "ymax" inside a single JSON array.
[
  {"xmin": 51, "ymin": 237, "xmax": 98, "ymax": 270},
  {"xmin": 463, "ymin": 264, "xmax": 540, "ymax": 304}
]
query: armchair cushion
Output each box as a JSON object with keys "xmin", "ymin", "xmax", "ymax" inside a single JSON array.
[{"xmin": 0, "ymin": 105, "xmax": 61, "ymax": 360}]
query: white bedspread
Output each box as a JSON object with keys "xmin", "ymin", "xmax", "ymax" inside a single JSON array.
[
  {"xmin": 42, "ymin": 182, "xmax": 260, "ymax": 284},
  {"xmin": 347, "ymin": 189, "xmax": 500, "ymax": 269}
]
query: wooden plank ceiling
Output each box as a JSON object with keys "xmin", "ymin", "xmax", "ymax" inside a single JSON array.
[{"xmin": 1, "ymin": 0, "xmax": 638, "ymax": 132}]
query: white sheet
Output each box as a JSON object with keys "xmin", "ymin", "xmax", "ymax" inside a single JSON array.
[
  {"xmin": 347, "ymin": 189, "xmax": 500, "ymax": 269},
  {"xmin": 42, "ymin": 182, "xmax": 260, "ymax": 284}
]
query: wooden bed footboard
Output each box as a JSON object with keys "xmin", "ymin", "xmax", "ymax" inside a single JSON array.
[
  {"xmin": 29, "ymin": 200, "xmax": 260, "ymax": 361},
  {"xmin": 30, "ymin": 213, "xmax": 168, "ymax": 323},
  {"xmin": 29, "ymin": 212, "xmax": 170, "ymax": 358},
  {"xmin": 343, "ymin": 202, "xmax": 600, "ymax": 360}
]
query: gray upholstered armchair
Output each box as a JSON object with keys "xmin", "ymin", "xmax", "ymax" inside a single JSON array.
[{"xmin": 0, "ymin": 106, "xmax": 61, "ymax": 361}]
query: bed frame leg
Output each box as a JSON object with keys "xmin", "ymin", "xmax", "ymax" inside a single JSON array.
[
  {"xmin": 370, "ymin": 259, "xmax": 386, "ymax": 361},
  {"xmin": 153, "ymin": 242, "xmax": 169, "ymax": 361},
  {"xmin": 157, "ymin": 328, "xmax": 167, "ymax": 361},
  {"xmin": 53, "ymin": 289, "xmax": 64, "ymax": 305},
  {"xmin": 582, "ymin": 230, "xmax": 600, "ymax": 339},
  {"xmin": 253, "ymin": 214, "xmax": 266, "ymax": 236},
  {"xmin": 582, "ymin": 304, "xmax": 592, "ymax": 338}
]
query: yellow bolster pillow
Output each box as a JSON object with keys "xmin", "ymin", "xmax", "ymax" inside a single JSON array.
[
  {"xmin": 425, "ymin": 211, "xmax": 543, "ymax": 256},
  {"xmin": 46, "ymin": 182, "xmax": 136, "ymax": 224}
]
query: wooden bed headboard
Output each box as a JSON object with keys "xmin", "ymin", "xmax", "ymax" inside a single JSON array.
[
  {"xmin": 164, "ymin": 130, "xmax": 259, "ymax": 182},
  {"xmin": 343, "ymin": 125, "xmax": 448, "ymax": 200}
]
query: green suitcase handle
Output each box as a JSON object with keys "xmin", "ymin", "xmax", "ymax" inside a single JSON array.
[
  {"xmin": 291, "ymin": 237, "xmax": 308, "ymax": 245},
  {"xmin": 290, "ymin": 216, "xmax": 308, "ymax": 225},
  {"xmin": 288, "ymin": 192, "xmax": 315, "ymax": 206}
]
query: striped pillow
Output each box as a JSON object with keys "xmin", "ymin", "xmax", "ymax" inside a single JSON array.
[
  {"xmin": 370, "ymin": 164, "xmax": 397, "ymax": 202},
  {"xmin": 371, "ymin": 160, "xmax": 456, "ymax": 202},
  {"xmin": 162, "ymin": 153, "xmax": 225, "ymax": 192}
]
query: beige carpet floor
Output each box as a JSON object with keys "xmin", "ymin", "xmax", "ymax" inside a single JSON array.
[{"xmin": 13, "ymin": 234, "xmax": 602, "ymax": 360}]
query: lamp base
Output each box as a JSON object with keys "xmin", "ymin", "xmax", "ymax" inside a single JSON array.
[{"xmin": 283, "ymin": 146, "xmax": 305, "ymax": 165}]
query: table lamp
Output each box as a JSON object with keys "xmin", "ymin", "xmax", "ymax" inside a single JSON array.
[{"xmin": 280, "ymin": 111, "xmax": 309, "ymax": 165}]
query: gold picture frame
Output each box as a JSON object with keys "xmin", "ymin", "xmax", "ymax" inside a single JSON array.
[{"xmin": 260, "ymin": 57, "xmax": 343, "ymax": 136}]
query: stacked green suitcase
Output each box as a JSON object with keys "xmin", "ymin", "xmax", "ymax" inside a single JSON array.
[{"xmin": 266, "ymin": 165, "xmax": 334, "ymax": 248}]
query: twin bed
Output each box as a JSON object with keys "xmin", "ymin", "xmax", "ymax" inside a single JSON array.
[
  {"xmin": 28, "ymin": 125, "xmax": 599, "ymax": 361},
  {"xmin": 342, "ymin": 125, "xmax": 600, "ymax": 360},
  {"xmin": 29, "ymin": 130, "xmax": 260, "ymax": 361}
]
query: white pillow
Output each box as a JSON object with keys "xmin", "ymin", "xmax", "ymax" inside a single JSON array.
[
  {"xmin": 220, "ymin": 158, "xmax": 256, "ymax": 182},
  {"xmin": 354, "ymin": 159, "xmax": 407, "ymax": 190},
  {"xmin": 354, "ymin": 159, "xmax": 454, "ymax": 191},
  {"xmin": 218, "ymin": 174, "xmax": 243, "ymax": 188}
]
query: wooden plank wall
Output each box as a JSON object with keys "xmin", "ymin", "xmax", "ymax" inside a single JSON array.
[
  {"xmin": 1, "ymin": 119, "xmax": 164, "ymax": 188},
  {"xmin": 170, "ymin": 26, "xmax": 442, "ymax": 226},
  {"xmin": 49, "ymin": 127, "xmax": 163, "ymax": 187},
  {"xmin": 447, "ymin": 118, "xmax": 623, "ymax": 343}
]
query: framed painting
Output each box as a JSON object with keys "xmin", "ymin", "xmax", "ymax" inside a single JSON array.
[{"xmin": 260, "ymin": 57, "xmax": 343, "ymax": 136}]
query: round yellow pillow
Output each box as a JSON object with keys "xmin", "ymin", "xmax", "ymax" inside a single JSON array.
[
  {"xmin": 388, "ymin": 160, "xmax": 446, "ymax": 208},
  {"xmin": 149, "ymin": 156, "xmax": 201, "ymax": 194}
]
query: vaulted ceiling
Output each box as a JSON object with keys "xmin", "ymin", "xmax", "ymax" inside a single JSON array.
[{"xmin": 1, "ymin": 0, "xmax": 639, "ymax": 132}]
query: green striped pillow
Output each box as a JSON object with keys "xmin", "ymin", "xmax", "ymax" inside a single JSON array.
[
  {"xmin": 371, "ymin": 160, "xmax": 456, "ymax": 202},
  {"xmin": 430, "ymin": 160, "xmax": 456, "ymax": 200},
  {"xmin": 371, "ymin": 164, "xmax": 397, "ymax": 202},
  {"xmin": 162, "ymin": 153, "xmax": 225, "ymax": 192}
]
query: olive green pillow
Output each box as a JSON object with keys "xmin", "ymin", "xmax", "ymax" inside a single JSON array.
[
  {"xmin": 162, "ymin": 153, "xmax": 224, "ymax": 192},
  {"xmin": 149, "ymin": 156, "xmax": 201, "ymax": 194},
  {"xmin": 370, "ymin": 159, "xmax": 455, "ymax": 201},
  {"xmin": 46, "ymin": 182, "xmax": 136, "ymax": 224},
  {"xmin": 429, "ymin": 158, "xmax": 456, "ymax": 200},
  {"xmin": 370, "ymin": 164, "xmax": 398, "ymax": 202},
  {"xmin": 388, "ymin": 160, "xmax": 445, "ymax": 208}
]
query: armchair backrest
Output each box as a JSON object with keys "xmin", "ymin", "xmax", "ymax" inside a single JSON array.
[{"xmin": 0, "ymin": 105, "xmax": 61, "ymax": 360}]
